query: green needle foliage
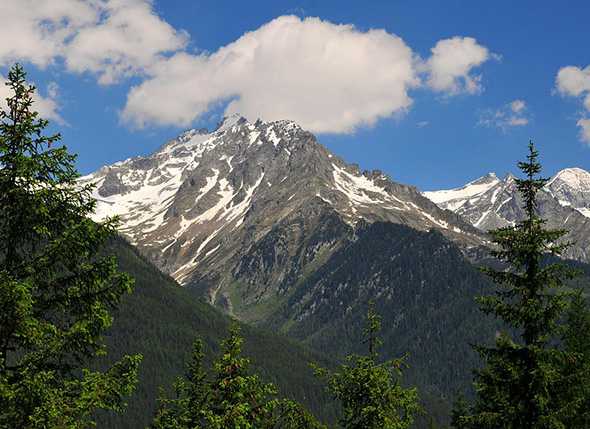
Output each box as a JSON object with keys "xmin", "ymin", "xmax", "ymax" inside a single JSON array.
[
  {"xmin": 151, "ymin": 340, "xmax": 209, "ymax": 428},
  {"xmin": 0, "ymin": 64, "xmax": 141, "ymax": 428},
  {"xmin": 313, "ymin": 302, "xmax": 420, "ymax": 429},
  {"xmin": 152, "ymin": 324, "xmax": 326, "ymax": 429},
  {"xmin": 205, "ymin": 323, "xmax": 279, "ymax": 428},
  {"xmin": 452, "ymin": 142, "xmax": 588, "ymax": 428}
]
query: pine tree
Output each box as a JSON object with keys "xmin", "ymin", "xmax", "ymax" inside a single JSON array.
[
  {"xmin": 270, "ymin": 399, "xmax": 328, "ymax": 429},
  {"xmin": 203, "ymin": 323, "xmax": 279, "ymax": 428},
  {"xmin": 0, "ymin": 64, "xmax": 141, "ymax": 428},
  {"xmin": 313, "ymin": 302, "xmax": 420, "ymax": 429},
  {"xmin": 452, "ymin": 141, "xmax": 585, "ymax": 428}
]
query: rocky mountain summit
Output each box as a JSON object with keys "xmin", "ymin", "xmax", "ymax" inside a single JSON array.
[
  {"xmin": 546, "ymin": 167, "xmax": 590, "ymax": 218},
  {"xmin": 424, "ymin": 168, "xmax": 590, "ymax": 262},
  {"xmin": 81, "ymin": 114, "xmax": 482, "ymax": 314}
]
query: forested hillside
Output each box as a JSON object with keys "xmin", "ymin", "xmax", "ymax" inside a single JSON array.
[{"xmin": 95, "ymin": 237, "xmax": 339, "ymax": 428}]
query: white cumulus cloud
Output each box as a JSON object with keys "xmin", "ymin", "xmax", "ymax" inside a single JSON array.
[
  {"xmin": 0, "ymin": 0, "xmax": 186, "ymax": 122},
  {"xmin": 122, "ymin": 17, "xmax": 494, "ymax": 133},
  {"xmin": 556, "ymin": 65, "xmax": 590, "ymax": 98},
  {"xmin": 556, "ymin": 65, "xmax": 590, "ymax": 144},
  {"xmin": 64, "ymin": 0, "xmax": 189, "ymax": 85},
  {"xmin": 122, "ymin": 16, "xmax": 421, "ymax": 133},
  {"xmin": 0, "ymin": 0, "xmax": 187, "ymax": 84},
  {"xmin": 425, "ymin": 37, "xmax": 494, "ymax": 95}
]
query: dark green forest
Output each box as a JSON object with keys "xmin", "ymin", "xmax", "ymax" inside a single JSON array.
[{"xmin": 96, "ymin": 237, "xmax": 339, "ymax": 428}]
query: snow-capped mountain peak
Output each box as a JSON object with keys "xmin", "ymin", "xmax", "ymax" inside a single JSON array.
[
  {"xmin": 423, "ymin": 172, "xmax": 500, "ymax": 210},
  {"xmin": 547, "ymin": 167, "xmax": 590, "ymax": 190},
  {"xmin": 215, "ymin": 113, "xmax": 248, "ymax": 132},
  {"xmin": 81, "ymin": 115, "xmax": 483, "ymax": 291},
  {"xmin": 546, "ymin": 167, "xmax": 590, "ymax": 217}
]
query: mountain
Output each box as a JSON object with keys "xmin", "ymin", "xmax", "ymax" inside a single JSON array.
[
  {"xmin": 102, "ymin": 227, "xmax": 498, "ymax": 428},
  {"xmin": 81, "ymin": 114, "xmax": 483, "ymax": 319},
  {"xmin": 424, "ymin": 169, "xmax": 590, "ymax": 262}
]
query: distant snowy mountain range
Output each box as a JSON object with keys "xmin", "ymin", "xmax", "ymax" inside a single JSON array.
[{"xmin": 424, "ymin": 168, "xmax": 590, "ymax": 261}]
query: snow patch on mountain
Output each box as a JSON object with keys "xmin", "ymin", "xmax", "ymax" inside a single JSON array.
[{"xmin": 424, "ymin": 173, "xmax": 500, "ymax": 211}]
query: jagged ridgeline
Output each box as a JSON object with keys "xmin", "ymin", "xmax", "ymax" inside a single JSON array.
[{"xmin": 424, "ymin": 168, "xmax": 590, "ymax": 261}]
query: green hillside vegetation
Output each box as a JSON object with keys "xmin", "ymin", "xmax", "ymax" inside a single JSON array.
[
  {"xmin": 263, "ymin": 223, "xmax": 496, "ymax": 422},
  {"xmin": 264, "ymin": 221, "xmax": 590, "ymax": 426},
  {"xmin": 95, "ymin": 236, "xmax": 339, "ymax": 428}
]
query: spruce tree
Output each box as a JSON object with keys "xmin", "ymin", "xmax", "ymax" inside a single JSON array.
[
  {"xmin": 203, "ymin": 323, "xmax": 279, "ymax": 428},
  {"xmin": 313, "ymin": 302, "xmax": 420, "ymax": 429},
  {"xmin": 452, "ymin": 142, "xmax": 584, "ymax": 428},
  {"xmin": 0, "ymin": 64, "xmax": 141, "ymax": 428}
]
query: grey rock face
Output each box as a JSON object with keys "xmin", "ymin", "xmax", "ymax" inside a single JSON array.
[
  {"xmin": 81, "ymin": 114, "xmax": 484, "ymax": 317},
  {"xmin": 424, "ymin": 169, "xmax": 590, "ymax": 262}
]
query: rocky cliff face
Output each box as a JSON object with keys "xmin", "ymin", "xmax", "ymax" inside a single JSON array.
[{"xmin": 81, "ymin": 114, "xmax": 482, "ymax": 316}]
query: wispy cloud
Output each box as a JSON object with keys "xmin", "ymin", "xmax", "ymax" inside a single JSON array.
[{"xmin": 478, "ymin": 99, "xmax": 530, "ymax": 131}]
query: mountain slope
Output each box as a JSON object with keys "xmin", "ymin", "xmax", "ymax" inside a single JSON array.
[
  {"xmin": 266, "ymin": 222, "xmax": 498, "ymax": 417},
  {"xmin": 424, "ymin": 169, "xmax": 590, "ymax": 262}
]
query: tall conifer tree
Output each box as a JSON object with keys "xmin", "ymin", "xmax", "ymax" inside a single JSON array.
[
  {"xmin": 453, "ymin": 142, "xmax": 584, "ymax": 428},
  {"xmin": 0, "ymin": 64, "xmax": 141, "ymax": 428},
  {"xmin": 313, "ymin": 302, "xmax": 420, "ymax": 429}
]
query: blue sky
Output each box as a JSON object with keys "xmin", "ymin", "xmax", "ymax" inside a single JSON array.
[{"xmin": 1, "ymin": 0, "xmax": 589, "ymax": 190}]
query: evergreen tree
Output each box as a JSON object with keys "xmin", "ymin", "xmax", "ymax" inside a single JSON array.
[
  {"xmin": 452, "ymin": 142, "xmax": 585, "ymax": 428},
  {"xmin": 313, "ymin": 302, "xmax": 420, "ymax": 429},
  {"xmin": 152, "ymin": 324, "xmax": 325, "ymax": 429},
  {"xmin": 0, "ymin": 64, "xmax": 141, "ymax": 428}
]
